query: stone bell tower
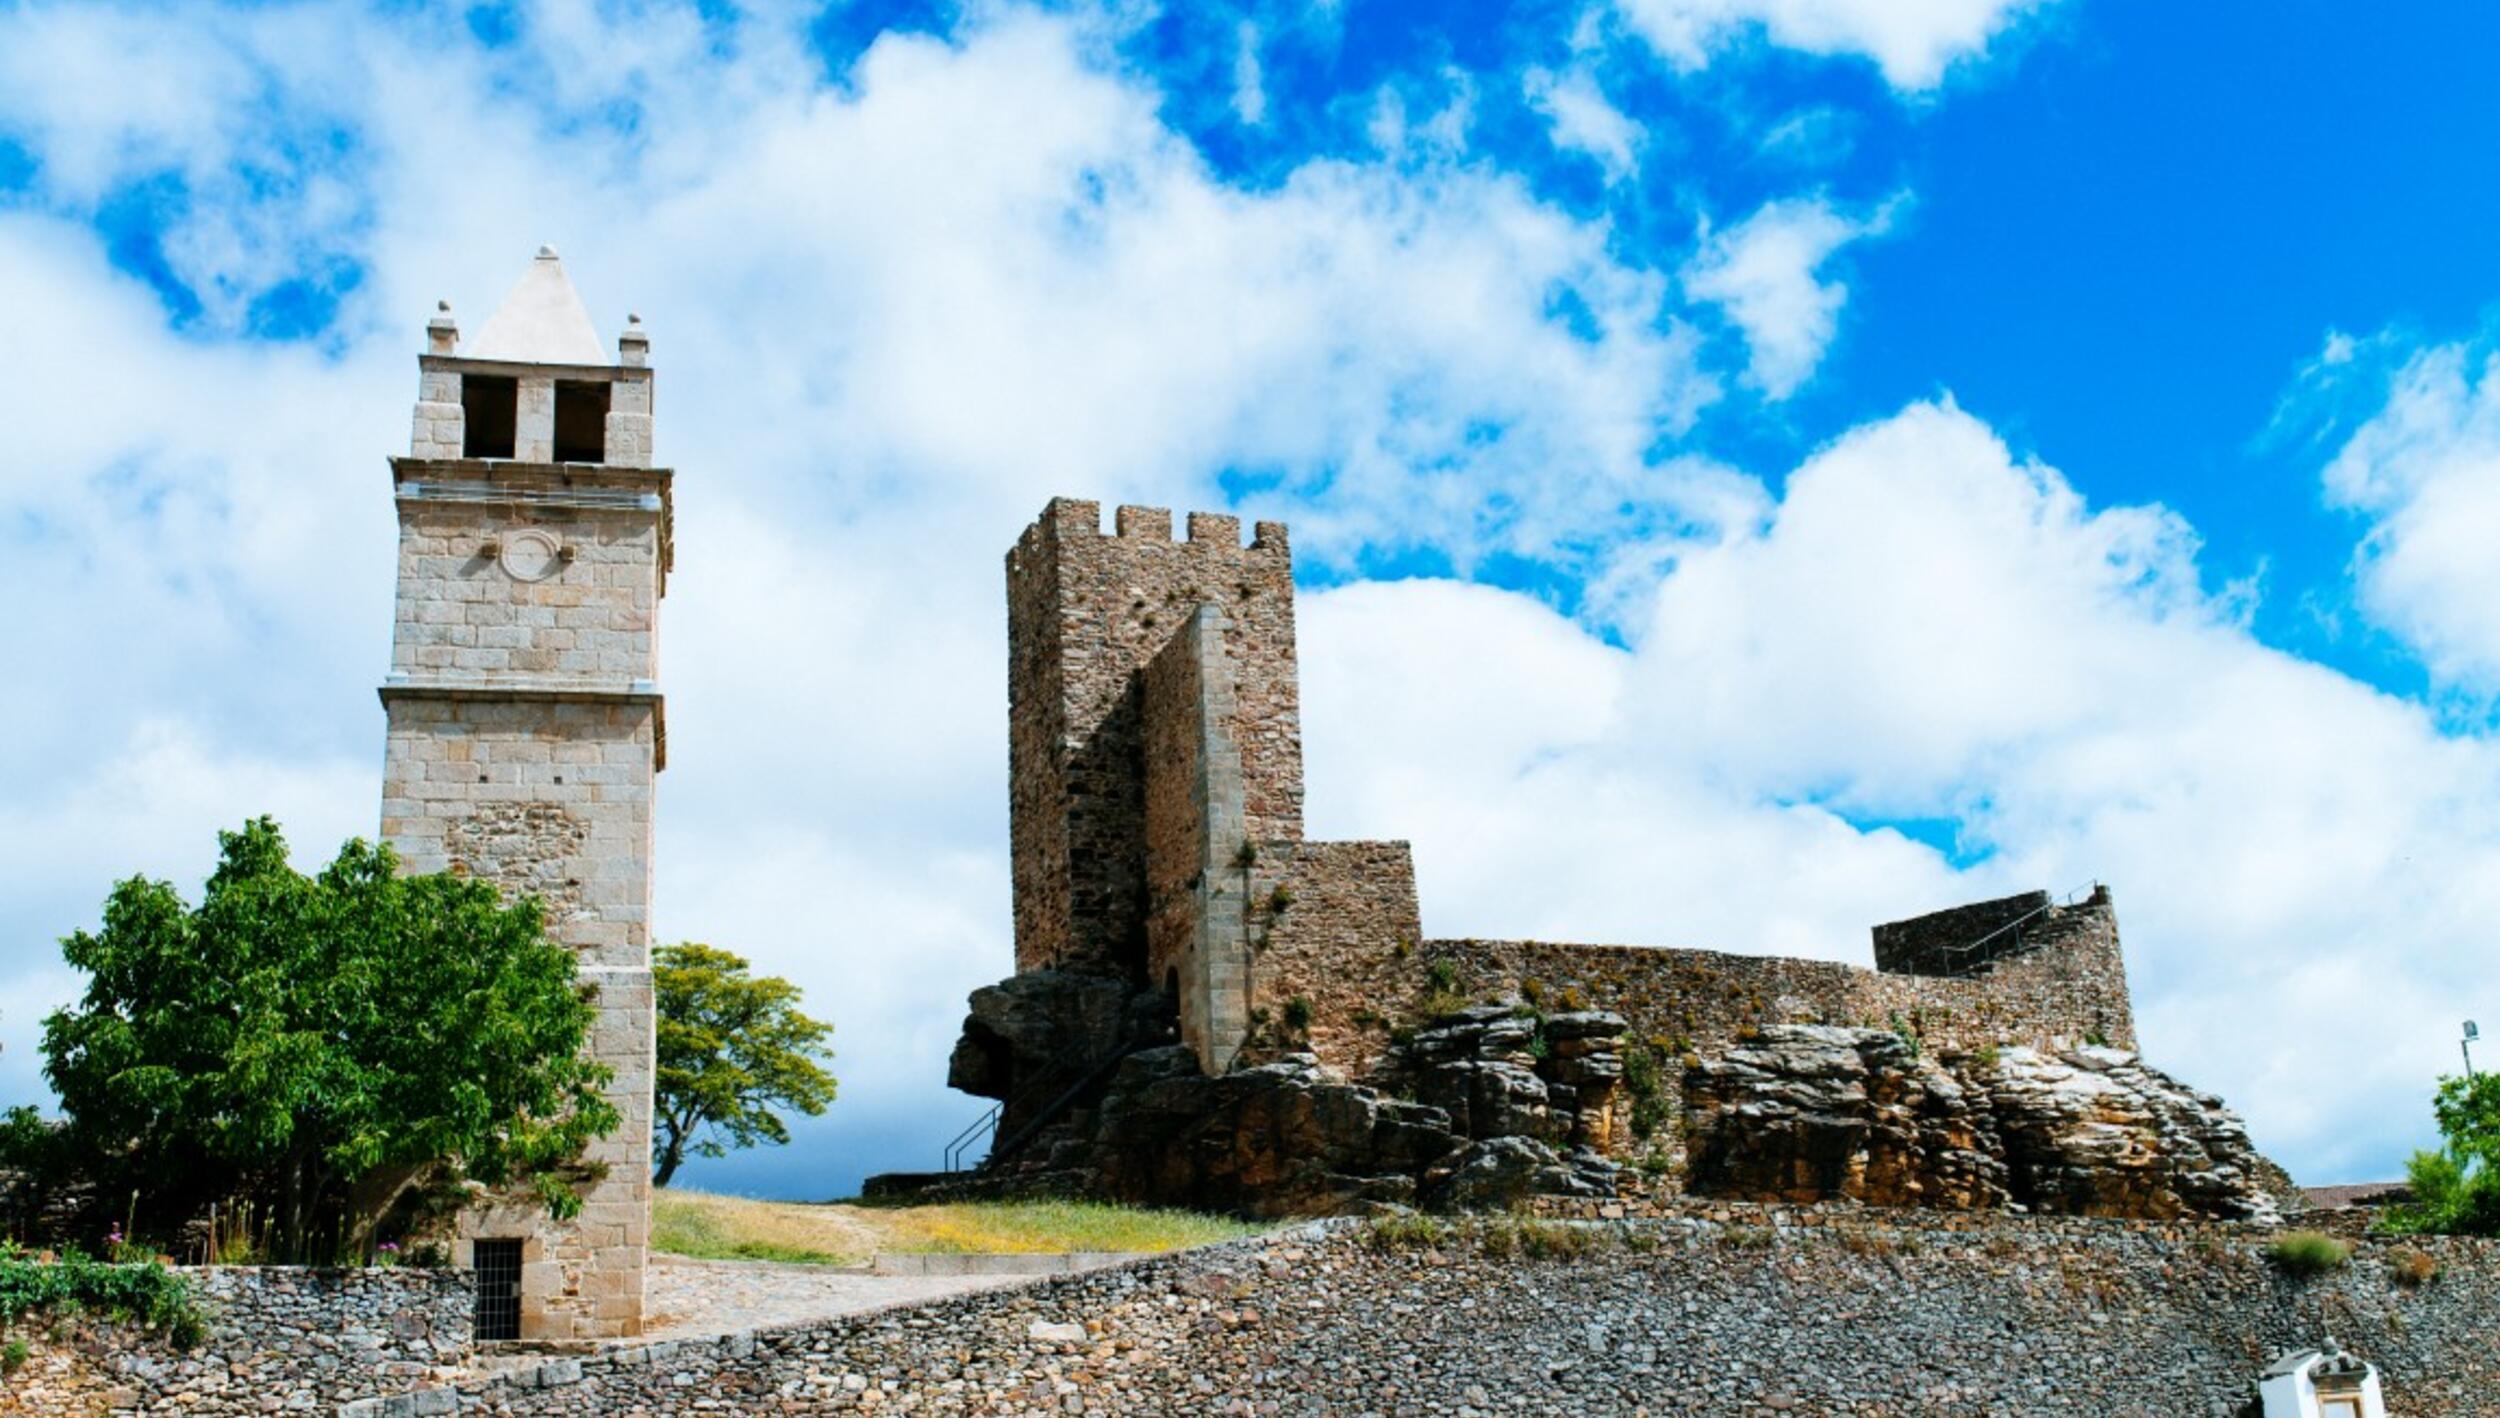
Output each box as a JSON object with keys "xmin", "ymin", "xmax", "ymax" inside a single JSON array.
[{"xmin": 378, "ymin": 247, "xmax": 668, "ymax": 1341}]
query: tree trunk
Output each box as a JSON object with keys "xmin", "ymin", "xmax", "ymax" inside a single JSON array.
[{"xmin": 652, "ymin": 1135, "xmax": 683, "ymax": 1188}]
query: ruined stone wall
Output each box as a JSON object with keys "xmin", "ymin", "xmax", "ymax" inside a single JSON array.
[
  {"xmin": 1269, "ymin": 900, "xmax": 2132, "ymax": 1098},
  {"xmin": 1, "ymin": 1267, "xmax": 471, "ymax": 1415},
  {"xmin": 1243, "ymin": 840, "xmax": 1422, "ymax": 1065},
  {"xmin": 321, "ymin": 1216, "xmax": 2500, "ymax": 1417},
  {"xmin": 1420, "ymin": 925, "xmax": 2133, "ymax": 1058},
  {"xmin": 1006, "ymin": 500, "xmax": 1299, "ymax": 979},
  {"xmin": 1141, "ymin": 606, "xmax": 1252, "ymax": 1073}
]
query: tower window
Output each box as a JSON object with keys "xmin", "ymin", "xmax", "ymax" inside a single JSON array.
[
  {"xmin": 554, "ymin": 380, "xmax": 610, "ymax": 463},
  {"xmin": 462, "ymin": 376, "xmax": 518, "ymax": 459}
]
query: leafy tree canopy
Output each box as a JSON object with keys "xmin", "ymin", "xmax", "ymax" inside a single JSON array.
[
  {"xmin": 18, "ymin": 817, "xmax": 616, "ymax": 1261},
  {"xmin": 2384, "ymin": 1070, "xmax": 2500, "ymax": 1237},
  {"xmin": 653, "ymin": 943, "xmax": 835, "ymax": 1187}
]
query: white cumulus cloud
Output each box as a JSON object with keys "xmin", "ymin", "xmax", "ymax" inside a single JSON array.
[
  {"xmin": 2322, "ymin": 338, "xmax": 2500, "ymax": 695},
  {"xmin": 1618, "ymin": 0, "xmax": 2055, "ymax": 90},
  {"xmin": 1303, "ymin": 402, "xmax": 2500, "ymax": 1184},
  {"xmin": 1683, "ymin": 196, "xmax": 1884, "ymax": 399},
  {"xmin": 1524, "ymin": 65, "xmax": 1646, "ymax": 183}
]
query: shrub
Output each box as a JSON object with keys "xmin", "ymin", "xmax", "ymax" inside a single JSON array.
[
  {"xmin": 2387, "ymin": 1246, "xmax": 2441, "ymax": 1289},
  {"xmin": 0, "ymin": 1248, "xmax": 203, "ymax": 1349},
  {"xmin": 1281, "ymin": 997, "xmax": 1315, "ymax": 1035},
  {"xmin": 2265, "ymin": 1231, "xmax": 2352, "ymax": 1277},
  {"xmin": 1722, "ymin": 1225, "xmax": 1773, "ymax": 1251},
  {"xmin": 1, "ymin": 1338, "xmax": 27, "ymax": 1375},
  {"xmin": 1621, "ymin": 1043, "xmax": 1671, "ymax": 1141},
  {"xmin": 1426, "ymin": 959, "xmax": 1460, "ymax": 993}
]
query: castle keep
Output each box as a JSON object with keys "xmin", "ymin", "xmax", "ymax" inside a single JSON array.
[
  {"xmin": 918, "ymin": 497, "xmax": 2257, "ymax": 1219},
  {"xmin": 378, "ymin": 250, "xmax": 666, "ymax": 1339},
  {"xmin": 999, "ymin": 498, "xmax": 2131, "ymax": 1086}
]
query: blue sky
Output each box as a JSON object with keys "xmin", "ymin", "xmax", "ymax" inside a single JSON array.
[{"xmin": 5, "ymin": 0, "xmax": 2500, "ymax": 1200}]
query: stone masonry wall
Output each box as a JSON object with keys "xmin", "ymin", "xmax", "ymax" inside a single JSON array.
[
  {"xmin": 387, "ymin": 490, "xmax": 664, "ymax": 687},
  {"xmin": 1270, "ymin": 900, "xmax": 2133, "ymax": 1100},
  {"xmin": 1422, "ymin": 923, "xmax": 2133, "ymax": 1059},
  {"xmin": 1007, "ymin": 500, "xmax": 1299, "ymax": 979},
  {"xmin": 378, "ymin": 696, "xmax": 655, "ymax": 1341},
  {"xmin": 1141, "ymin": 605, "xmax": 1252, "ymax": 1074},
  {"xmin": 335, "ymin": 1214, "xmax": 2498, "ymax": 1416},
  {"xmin": 381, "ymin": 697, "xmax": 658, "ymax": 972},
  {"xmin": 1243, "ymin": 840, "xmax": 1423, "ymax": 1065},
  {"xmin": 1, "ymin": 1267, "xmax": 470, "ymax": 1416}
]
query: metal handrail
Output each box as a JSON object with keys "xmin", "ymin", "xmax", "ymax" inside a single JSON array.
[
  {"xmin": 943, "ymin": 1102, "xmax": 1004, "ymax": 1173},
  {"xmin": 1935, "ymin": 879, "xmax": 2100, "ymax": 965},
  {"xmin": 982, "ymin": 1038, "xmax": 1150, "ymax": 1170},
  {"xmin": 939, "ymin": 1027, "xmax": 1159, "ymax": 1174}
]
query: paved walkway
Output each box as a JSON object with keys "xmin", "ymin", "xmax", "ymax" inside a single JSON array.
[{"xmin": 638, "ymin": 1254, "xmax": 1039, "ymax": 1339}]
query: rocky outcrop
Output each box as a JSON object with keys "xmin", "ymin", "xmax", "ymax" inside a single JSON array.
[
  {"xmin": 945, "ymin": 970, "xmax": 1143, "ymax": 1103},
  {"xmin": 1981, "ymin": 1043, "xmax": 2281, "ymax": 1223},
  {"xmin": 899, "ymin": 986, "xmax": 1631, "ymax": 1215},
  {"xmin": 1684, "ymin": 1025, "xmax": 2010, "ymax": 1210},
  {"xmin": 1683, "ymin": 1025, "xmax": 2280, "ymax": 1223},
  {"xmin": 908, "ymin": 985, "xmax": 2278, "ymax": 1224}
]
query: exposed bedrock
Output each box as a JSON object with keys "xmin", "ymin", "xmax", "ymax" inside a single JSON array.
[
  {"xmin": 917, "ymin": 983, "xmax": 2279, "ymax": 1224},
  {"xmin": 1683, "ymin": 1024, "xmax": 2280, "ymax": 1224}
]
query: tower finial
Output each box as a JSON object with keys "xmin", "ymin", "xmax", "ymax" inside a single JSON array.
[{"xmin": 537, "ymin": 244, "xmax": 559, "ymax": 259}]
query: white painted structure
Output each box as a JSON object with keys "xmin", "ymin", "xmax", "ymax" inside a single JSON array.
[{"xmin": 2258, "ymin": 1339, "xmax": 2386, "ymax": 1418}]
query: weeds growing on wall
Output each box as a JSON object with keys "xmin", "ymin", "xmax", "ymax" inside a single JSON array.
[
  {"xmin": 2265, "ymin": 1231, "xmax": 2352, "ymax": 1277},
  {"xmin": 2387, "ymin": 1247, "xmax": 2441, "ymax": 1288},
  {"xmin": 1360, "ymin": 1212, "xmax": 1610, "ymax": 1259},
  {"xmin": 0, "ymin": 1244, "xmax": 204, "ymax": 1349}
]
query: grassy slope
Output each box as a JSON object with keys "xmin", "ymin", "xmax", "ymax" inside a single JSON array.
[{"xmin": 652, "ymin": 1191, "xmax": 1264, "ymax": 1266}]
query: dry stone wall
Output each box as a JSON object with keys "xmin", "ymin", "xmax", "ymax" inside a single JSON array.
[
  {"xmin": 307, "ymin": 1216, "xmax": 2500, "ymax": 1416},
  {"xmin": 1, "ymin": 1267, "xmax": 470, "ymax": 1416}
]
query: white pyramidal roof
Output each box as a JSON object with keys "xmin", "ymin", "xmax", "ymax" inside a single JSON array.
[{"xmin": 464, "ymin": 246, "xmax": 610, "ymax": 365}]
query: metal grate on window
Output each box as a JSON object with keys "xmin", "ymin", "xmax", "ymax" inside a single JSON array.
[{"xmin": 474, "ymin": 1238, "xmax": 523, "ymax": 1342}]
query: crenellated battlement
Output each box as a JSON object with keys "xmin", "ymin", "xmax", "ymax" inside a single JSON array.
[{"xmin": 1015, "ymin": 497, "xmax": 1289, "ymax": 556}]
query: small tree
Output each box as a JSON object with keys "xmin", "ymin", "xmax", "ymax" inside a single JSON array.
[
  {"xmin": 653, "ymin": 943, "xmax": 835, "ymax": 1187},
  {"xmin": 25, "ymin": 817, "xmax": 617, "ymax": 1260},
  {"xmin": 2383, "ymin": 1070, "xmax": 2500, "ymax": 1237}
]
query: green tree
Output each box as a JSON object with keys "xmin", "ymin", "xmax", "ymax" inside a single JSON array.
[
  {"xmin": 27, "ymin": 817, "xmax": 617, "ymax": 1260},
  {"xmin": 2384, "ymin": 1070, "xmax": 2500, "ymax": 1237},
  {"xmin": 653, "ymin": 943, "xmax": 835, "ymax": 1187}
]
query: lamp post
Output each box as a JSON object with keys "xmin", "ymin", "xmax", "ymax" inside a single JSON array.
[{"xmin": 2466, "ymin": 1021, "xmax": 2481, "ymax": 1079}]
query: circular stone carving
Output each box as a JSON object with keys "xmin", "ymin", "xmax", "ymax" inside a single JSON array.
[{"xmin": 499, "ymin": 528, "xmax": 564, "ymax": 582}]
